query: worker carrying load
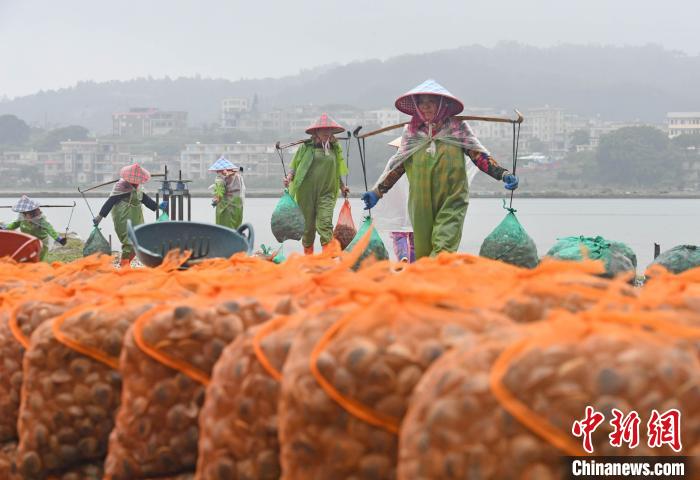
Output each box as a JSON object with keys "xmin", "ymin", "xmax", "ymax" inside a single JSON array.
[
  {"xmin": 0, "ymin": 195, "xmax": 66, "ymax": 261},
  {"xmin": 283, "ymin": 113, "xmax": 350, "ymax": 255},
  {"xmin": 93, "ymin": 163, "xmax": 156, "ymax": 267},
  {"xmin": 361, "ymin": 79, "xmax": 520, "ymax": 259},
  {"xmin": 209, "ymin": 156, "xmax": 244, "ymax": 229}
]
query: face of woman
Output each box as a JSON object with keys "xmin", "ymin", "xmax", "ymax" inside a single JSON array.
[
  {"xmin": 417, "ymin": 95, "xmax": 439, "ymax": 122},
  {"xmin": 315, "ymin": 129, "xmax": 333, "ymax": 143}
]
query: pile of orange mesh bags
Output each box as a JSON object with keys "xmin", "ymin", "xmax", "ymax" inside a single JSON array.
[{"xmin": 0, "ymin": 226, "xmax": 697, "ymax": 479}]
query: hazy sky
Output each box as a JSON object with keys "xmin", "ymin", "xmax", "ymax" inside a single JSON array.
[{"xmin": 1, "ymin": 0, "xmax": 698, "ymax": 99}]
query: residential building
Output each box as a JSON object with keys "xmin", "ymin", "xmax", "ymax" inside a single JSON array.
[
  {"xmin": 59, "ymin": 141, "xmax": 108, "ymax": 184},
  {"xmin": 112, "ymin": 108, "xmax": 188, "ymax": 137},
  {"xmin": 366, "ymin": 109, "xmax": 404, "ymax": 129},
  {"xmin": 221, "ymin": 98, "xmax": 250, "ymax": 129},
  {"xmin": 667, "ymin": 112, "xmax": 700, "ymax": 138},
  {"xmin": 180, "ymin": 143, "xmax": 283, "ymax": 180}
]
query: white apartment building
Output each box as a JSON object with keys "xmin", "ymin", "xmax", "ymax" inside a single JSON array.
[
  {"xmin": 180, "ymin": 143, "xmax": 283, "ymax": 180},
  {"xmin": 112, "ymin": 108, "xmax": 188, "ymax": 137},
  {"xmin": 667, "ymin": 112, "xmax": 700, "ymax": 138},
  {"xmin": 221, "ymin": 98, "xmax": 250, "ymax": 129}
]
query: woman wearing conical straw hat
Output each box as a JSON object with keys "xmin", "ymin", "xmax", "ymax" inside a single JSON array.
[
  {"xmin": 208, "ymin": 156, "xmax": 245, "ymax": 229},
  {"xmin": 0, "ymin": 195, "xmax": 67, "ymax": 261},
  {"xmin": 283, "ymin": 113, "xmax": 350, "ymax": 255},
  {"xmin": 362, "ymin": 79, "xmax": 519, "ymax": 259},
  {"xmin": 93, "ymin": 163, "xmax": 157, "ymax": 267}
]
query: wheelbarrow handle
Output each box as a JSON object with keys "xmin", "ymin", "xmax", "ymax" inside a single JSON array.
[{"xmin": 237, "ymin": 223, "xmax": 255, "ymax": 255}]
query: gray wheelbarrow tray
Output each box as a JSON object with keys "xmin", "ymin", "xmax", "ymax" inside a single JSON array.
[{"xmin": 127, "ymin": 220, "xmax": 254, "ymax": 268}]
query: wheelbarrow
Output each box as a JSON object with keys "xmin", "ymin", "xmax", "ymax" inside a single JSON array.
[
  {"xmin": 0, "ymin": 230, "xmax": 42, "ymax": 263},
  {"xmin": 127, "ymin": 220, "xmax": 254, "ymax": 268}
]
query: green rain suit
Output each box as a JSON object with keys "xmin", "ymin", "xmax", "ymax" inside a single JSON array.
[
  {"xmin": 373, "ymin": 120, "xmax": 508, "ymax": 259},
  {"xmin": 112, "ymin": 190, "xmax": 144, "ymax": 259},
  {"xmin": 289, "ymin": 141, "xmax": 348, "ymax": 248},
  {"xmin": 5, "ymin": 215, "xmax": 61, "ymax": 261},
  {"xmin": 213, "ymin": 174, "xmax": 243, "ymax": 229},
  {"xmin": 99, "ymin": 184, "xmax": 157, "ymax": 260}
]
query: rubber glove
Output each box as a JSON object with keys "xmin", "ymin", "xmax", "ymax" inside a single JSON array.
[
  {"xmin": 503, "ymin": 174, "xmax": 519, "ymax": 191},
  {"xmin": 159, "ymin": 201, "xmax": 168, "ymax": 210},
  {"xmin": 56, "ymin": 236, "xmax": 67, "ymax": 246},
  {"xmin": 93, "ymin": 215, "xmax": 103, "ymax": 226},
  {"xmin": 361, "ymin": 191, "xmax": 379, "ymax": 210}
]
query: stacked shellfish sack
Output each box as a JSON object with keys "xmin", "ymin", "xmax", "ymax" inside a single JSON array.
[{"xmin": 0, "ymin": 227, "xmax": 696, "ymax": 479}]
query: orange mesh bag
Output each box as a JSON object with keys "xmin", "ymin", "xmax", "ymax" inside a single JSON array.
[
  {"xmin": 105, "ymin": 298, "xmax": 276, "ymax": 479},
  {"xmin": 15, "ymin": 299, "xmax": 157, "ymax": 479},
  {"xmin": 407, "ymin": 254, "xmax": 635, "ymax": 323},
  {"xmin": 398, "ymin": 318, "xmax": 700, "ymax": 480},
  {"xmin": 498, "ymin": 258, "xmax": 637, "ymax": 324},
  {"xmin": 636, "ymin": 265, "xmax": 700, "ymax": 318},
  {"xmin": 0, "ymin": 295, "xmax": 78, "ymax": 444},
  {"xmin": 0, "ymin": 284, "xmax": 84, "ymax": 433},
  {"xmin": 0, "ymin": 441, "xmax": 17, "ymax": 479},
  {"xmin": 333, "ymin": 199, "xmax": 357, "ymax": 250},
  {"xmin": 0, "ymin": 304, "xmax": 22, "ymax": 444},
  {"xmin": 0, "ymin": 445, "xmax": 103, "ymax": 480},
  {"xmin": 278, "ymin": 294, "xmax": 512, "ymax": 480},
  {"xmin": 195, "ymin": 321, "xmax": 289, "ymax": 480},
  {"xmin": 193, "ymin": 244, "xmax": 377, "ymax": 480},
  {"xmin": 195, "ymin": 298, "xmax": 347, "ymax": 480}
]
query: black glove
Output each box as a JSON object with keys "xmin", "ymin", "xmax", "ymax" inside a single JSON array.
[{"xmin": 56, "ymin": 236, "xmax": 67, "ymax": 246}]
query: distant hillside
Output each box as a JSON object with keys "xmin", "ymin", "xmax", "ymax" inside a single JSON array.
[{"xmin": 2, "ymin": 43, "xmax": 699, "ymax": 133}]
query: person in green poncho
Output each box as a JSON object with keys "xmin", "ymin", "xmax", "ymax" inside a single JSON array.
[
  {"xmin": 0, "ymin": 195, "xmax": 66, "ymax": 261},
  {"xmin": 93, "ymin": 163, "xmax": 157, "ymax": 267},
  {"xmin": 208, "ymin": 156, "xmax": 244, "ymax": 229},
  {"xmin": 362, "ymin": 79, "xmax": 520, "ymax": 260},
  {"xmin": 283, "ymin": 113, "xmax": 350, "ymax": 255}
]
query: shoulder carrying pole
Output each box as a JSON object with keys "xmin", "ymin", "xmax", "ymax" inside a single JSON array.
[{"xmin": 357, "ymin": 110, "xmax": 524, "ymax": 139}]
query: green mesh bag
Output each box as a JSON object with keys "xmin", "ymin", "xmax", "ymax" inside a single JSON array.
[
  {"xmin": 346, "ymin": 216, "xmax": 389, "ymax": 270},
  {"xmin": 546, "ymin": 236, "xmax": 636, "ymax": 278},
  {"xmin": 650, "ymin": 245, "xmax": 700, "ymax": 274},
  {"xmin": 479, "ymin": 206, "xmax": 538, "ymax": 268},
  {"xmin": 271, "ymin": 189, "xmax": 305, "ymax": 243},
  {"xmin": 82, "ymin": 226, "xmax": 111, "ymax": 256}
]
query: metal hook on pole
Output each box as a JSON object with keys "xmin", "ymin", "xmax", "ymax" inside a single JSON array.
[
  {"xmin": 64, "ymin": 200, "xmax": 77, "ymax": 237},
  {"xmin": 352, "ymin": 126, "xmax": 373, "ymax": 218},
  {"xmin": 77, "ymin": 186, "xmax": 96, "ymax": 219}
]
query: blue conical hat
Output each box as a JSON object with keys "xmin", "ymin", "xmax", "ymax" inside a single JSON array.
[
  {"xmin": 12, "ymin": 195, "xmax": 41, "ymax": 213},
  {"xmin": 208, "ymin": 157, "xmax": 237, "ymax": 171},
  {"xmin": 395, "ymin": 79, "xmax": 464, "ymax": 117}
]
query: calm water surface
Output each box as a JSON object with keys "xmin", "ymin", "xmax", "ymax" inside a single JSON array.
[{"xmin": 4, "ymin": 196, "xmax": 698, "ymax": 270}]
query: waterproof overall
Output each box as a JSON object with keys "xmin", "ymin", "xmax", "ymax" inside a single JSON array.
[
  {"xmin": 214, "ymin": 176, "xmax": 243, "ymax": 229},
  {"xmin": 112, "ymin": 190, "xmax": 144, "ymax": 260},
  {"xmin": 289, "ymin": 142, "xmax": 348, "ymax": 248},
  {"xmin": 404, "ymin": 142, "xmax": 469, "ymax": 259}
]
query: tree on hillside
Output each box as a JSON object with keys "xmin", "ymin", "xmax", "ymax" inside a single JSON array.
[
  {"xmin": 35, "ymin": 125, "xmax": 90, "ymax": 150},
  {"xmin": 569, "ymin": 129, "xmax": 590, "ymax": 151},
  {"xmin": 0, "ymin": 114, "xmax": 31, "ymax": 145},
  {"xmin": 596, "ymin": 126, "xmax": 681, "ymax": 187},
  {"xmin": 671, "ymin": 134, "xmax": 700, "ymax": 150}
]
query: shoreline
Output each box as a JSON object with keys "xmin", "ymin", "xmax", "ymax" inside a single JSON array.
[{"xmin": 1, "ymin": 190, "xmax": 699, "ymax": 199}]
